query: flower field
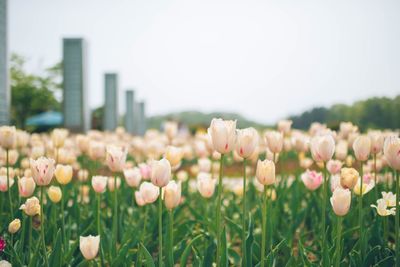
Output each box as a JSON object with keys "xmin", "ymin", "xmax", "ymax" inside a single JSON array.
[{"xmin": 0, "ymin": 119, "xmax": 399, "ymax": 266}]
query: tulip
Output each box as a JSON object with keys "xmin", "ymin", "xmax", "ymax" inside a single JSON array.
[
  {"xmin": 197, "ymin": 172, "xmax": 216, "ymax": 198},
  {"xmin": 164, "ymin": 180, "xmax": 181, "ymax": 210},
  {"xmin": 0, "ymin": 260, "xmax": 11, "ymax": 267},
  {"xmin": 31, "ymin": 146, "xmax": 45, "ymax": 159},
  {"xmin": 20, "ymin": 196, "xmax": 40, "ymax": 216},
  {"xmin": 198, "ymin": 158, "xmax": 212, "ymax": 173},
  {"xmin": 264, "ymin": 131, "xmax": 283, "ymax": 154},
  {"xmin": 340, "ymin": 167, "xmax": 359, "ymax": 189},
  {"xmin": 371, "ymin": 199, "xmax": 395, "ymax": 216},
  {"xmin": 335, "ymin": 140, "xmax": 348, "ymax": 161},
  {"xmin": 0, "ymin": 126, "xmax": 17, "ymax": 149},
  {"xmin": 256, "ymin": 159, "xmax": 276, "ymax": 186},
  {"xmin": 78, "ymin": 169, "xmax": 89, "ymax": 182},
  {"xmin": 0, "ymin": 176, "xmax": 14, "ymax": 192},
  {"xmin": 300, "ymin": 158, "xmax": 313, "ymax": 169},
  {"xmin": 88, "ymin": 141, "xmax": 105, "ymax": 161},
  {"xmin": 310, "ymin": 134, "xmax": 335, "ymax": 162},
  {"xmin": 18, "ymin": 176, "xmax": 36, "ymax": 197},
  {"xmin": 140, "ymin": 181, "xmax": 160, "ymax": 204},
  {"xmin": 30, "ymin": 157, "xmax": 55, "ymax": 186},
  {"xmin": 80, "ymin": 235, "xmax": 100, "ymax": 260},
  {"xmin": 0, "ymin": 149, "xmax": 18, "ymax": 165},
  {"xmin": 123, "ymin": 168, "xmax": 142, "ymax": 188},
  {"xmin": 331, "ymin": 187, "xmax": 351, "ymax": 217},
  {"xmin": 106, "ymin": 145, "xmax": 127, "ymax": 172},
  {"xmin": 353, "ymin": 135, "xmax": 371, "ymax": 162},
  {"xmin": 135, "ymin": 191, "xmax": 146, "ymax": 206},
  {"xmin": 48, "ymin": 186, "xmax": 62, "ymax": 203},
  {"xmin": 76, "ymin": 134, "xmax": 90, "ymax": 153},
  {"xmin": 164, "ymin": 146, "xmax": 184, "ymax": 169},
  {"xmin": 353, "ymin": 177, "xmax": 375, "ymax": 196},
  {"xmin": 277, "ymin": 120, "xmax": 292, "ymax": 135},
  {"xmin": 164, "ymin": 121, "xmax": 178, "ymax": 141},
  {"xmin": 327, "ymin": 160, "xmax": 342, "ymax": 175},
  {"xmin": 8, "ymin": 218, "xmax": 21, "ymax": 234},
  {"xmin": 139, "ymin": 163, "xmax": 151, "ymax": 180},
  {"xmin": 151, "ymin": 158, "xmax": 172, "ymax": 188},
  {"xmin": 208, "ymin": 118, "xmax": 237, "ymax": 154},
  {"xmin": 369, "ymin": 131, "xmax": 384, "ymax": 154},
  {"xmin": 301, "ymin": 170, "xmax": 323, "ymax": 191},
  {"xmin": 54, "ymin": 164, "xmax": 73, "ymax": 185},
  {"xmin": 381, "ymin": 191, "xmax": 396, "ymax": 207},
  {"xmin": 383, "ymin": 136, "xmax": 400, "ymax": 171},
  {"xmin": 107, "ymin": 176, "xmax": 121, "ymax": 192},
  {"xmin": 331, "ymin": 187, "xmax": 351, "ymax": 267},
  {"xmin": 236, "ymin": 127, "xmax": 259, "ymax": 159},
  {"xmin": 51, "ymin": 128, "xmax": 68, "ymax": 149},
  {"xmin": 176, "ymin": 170, "xmax": 188, "ymax": 182}
]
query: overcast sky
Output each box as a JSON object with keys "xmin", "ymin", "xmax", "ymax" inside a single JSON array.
[{"xmin": 8, "ymin": 0, "xmax": 400, "ymax": 124}]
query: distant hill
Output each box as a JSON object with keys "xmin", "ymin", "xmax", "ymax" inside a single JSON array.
[
  {"xmin": 147, "ymin": 110, "xmax": 269, "ymax": 131},
  {"xmin": 289, "ymin": 95, "xmax": 400, "ymax": 131}
]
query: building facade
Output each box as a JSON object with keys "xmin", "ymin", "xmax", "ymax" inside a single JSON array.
[
  {"xmin": 103, "ymin": 73, "xmax": 118, "ymax": 131},
  {"xmin": 125, "ymin": 90, "xmax": 135, "ymax": 134}
]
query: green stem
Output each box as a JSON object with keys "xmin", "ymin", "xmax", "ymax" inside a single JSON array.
[
  {"xmin": 261, "ymin": 185, "xmax": 268, "ymax": 267},
  {"xmin": 137, "ymin": 205, "xmax": 148, "ymax": 266},
  {"xmin": 383, "ymin": 216, "xmax": 388, "ymax": 247},
  {"xmin": 322, "ymin": 162, "xmax": 327, "ymax": 265},
  {"xmin": 40, "ymin": 186, "xmax": 49, "ymax": 267},
  {"xmin": 61, "ymin": 186, "xmax": 66, "ymax": 251},
  {"xmin": 335, "ymin": 216, "xmax": 343, "ymax": 267},
  {"xmin": 6, "ymin": 149, "xmax": 14, "ymax": 220},
  {"xmin": 216, "ymin": 154, "xmax": 225, "ymax": 267},
  {"xmin": 359, "ymin": 162, "xmax": 364, "ymax": 263},
  {"xmin": 113, "ymin": 175, "xmax": 118, "ymax": 254},
  {"xmin": 242, "ymin": 158, "xmax": 247, "ymax": 267},
  {"xmin": 168, "ymin": 210, "xmax": 174, "ymax": 267},
  {"xmin": 374, "ymin": 154, "xmax": 378, "ymax": 200},
  {"xmin": 98, "ymin": 193, "xmax": 105, "ymax": 267},
  {"xmin": 396, "ymin": 170, "xmax": 399, "ymax": 267},
  {"xmin": 158, "ymin": 187, "xmax": 163, "ymax": 267}
]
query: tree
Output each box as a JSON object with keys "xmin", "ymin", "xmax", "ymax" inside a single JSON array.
[{"xmin": 10, "ymin": 53, "xmax": 61, "ymax": 128}]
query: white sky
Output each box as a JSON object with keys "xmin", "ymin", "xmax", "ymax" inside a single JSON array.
[{"xmin": 8, "ymin": 0, "xmax": 400, "ymax": 124}]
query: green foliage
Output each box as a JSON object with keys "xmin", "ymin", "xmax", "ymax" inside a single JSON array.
[
  {"xmin": 290, "ymin": 95, "xmax": 400, "ymax": 130},
  {"xmin": 10, "ymin": 53, "xmax": 61, "ymax": 129}
]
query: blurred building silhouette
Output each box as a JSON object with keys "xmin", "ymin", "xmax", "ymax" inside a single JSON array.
[
  {"xmin": 104, "ymin": 73, "xmax": 118, "ymax": 131},
  {"xmin": 125, "ymin": 90, "xmax": 135, "ymax": 134},
  {"xmin": 0, "ymin": 0, "xmax": 9, "ymax": 125},
  {"xmin": 62, "ymin": 38, "xmax": 89, "ymax": 132},
  {"xmin": 137, "ymin": 101, "xmax": 146, "ymax": 135}
]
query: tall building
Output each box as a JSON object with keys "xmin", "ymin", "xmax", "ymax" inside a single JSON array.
[
  {"xmin": 62, "ymin": 38, "xmax": 89, "ymax": 132},
  {"xmin": 0, "ymin": 0, "xmax": 9, "ymax": 125},
  {"xmin": 125, "ymin": 90, "xmax": 135, "ymax": 134},
  {"xmin": 103, "ymin": 73, "xmax": 118, "ymax": 131},
  {"xmin": 138, "ymin": 101, "xmax": 146, "ymax": 135}
]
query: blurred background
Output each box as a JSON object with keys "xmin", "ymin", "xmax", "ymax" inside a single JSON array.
[{"xmin": 0, "ymin": 0, "xmax": 399, "ymax": 133}]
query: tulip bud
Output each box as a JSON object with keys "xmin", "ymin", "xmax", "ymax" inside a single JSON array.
[
  {"xmin": 48, "ymin": 186, "xmax": 62, "ymax": 203},
  {"xmin": 340, "ymin": 167, "xmax": 359, "ymax": 189},
  {"xmin": 76, "ymin": 134, "xmax": 90, "ymax": 153},
  {"xmin": 264, "ymin": 131, "xmax": 283, "ymax": 154},
  {"xmin": 330, "ymin": 188, "xmax": 351, "ymax": 216},
  {"xmin": 30, "ymin": 157, "xmax": 55, "ymax": 186},
  {"xmin": 139, "ymin": 163, "xmax": 151, "ymax": 180},
  {"xmin": 326, "ymin": 160, "xmax": 342, "ymax": 175},
  {"xmin": 310, "ymin": 134, "xmax": 335, "ymax": 162},
  {"xmin": 0, "ymin": 176, "xmax": 14, "ymax": 192},
  {"xmin": 78, "ymin": 169, "xmax": 89, "ymax": 182},
  {"xmin": 197, "ymin": 172, "xmax": 216, "ymax": 198},
  {"xmin": 88, "ymin": 141, "xmax": 105, "ymax": 161},
  {"xmin": 368, "ymin": 131, "xmax": 384, "ymax": 154},
  {"xmin": 1, "ymin": 149, "xmax": 18, "ymax": 165},
  {"xmin": 277, "ymin": 120, "xmax": 292, "ymax": 135},
  {"xmin": 176, "ymin": 170, "xmax": 188, "ymax": 182},
  {"xmin": 140, "ymin": 181, "xmax": 160, "ymax": 204},
  {"xmin": 123, "ymin": 168, "xmax": 142, "ymax": 187},
  {"xmin": 79, "ymin": 235, "xmax": 100, "ymax": 260},
  {"xmin": 18, "ymin": 176, "xmax": 36, "ymax": 197},
  {"xmin": 91, "ymin": 176, "xmax": 108, "ymax": 193},
  {"xmin": 198, "ymin": 157, "xmax": 211, "ymax": 173},
  {"xmin": 164, "ymin": 180, "xmax": 181, "ymax": 210},
  {"xmin": 255, "ymin": 159, "xmax": 275, "ymax": 185},
  {"xmin": 0, "ymin": 126, "xmax": 17, "ymax": 149},
  {"xmin": 335, "ymin": 140, "xmax": 348, "ymax": 161},
  {"xmin": 8, "ymin": 219, "xmax": 21, "ymax": 234},
  {"xmin": 31, "ymin": 146, "xmax": 45, "ymax": 159},
  {"xmin": 353, "ymin": 135, "xmax": 371, "ymax": 162},
  {"xmin": 164, "ymin": 121, "xmax": 178, "ymax": 140},
  {"xmin": 383, "ymin": 136, "xmax": 400, "ymax": 170},
  {"xmin": 55, "ymin": 164, "xmax": 73, "ymax": 185},
  {"xmin": 20, "ymin": 196, "xmax": 41, "ymax": 216},
  {"xmin": 353, "ymin": 177, "xmax": 375, "ymax": 196},
  {"xmin": 0, "ymin": 260, "xmax": 11, "ymax": 267},
  {"xmin": 236, "ymin": 127, "xmax": 259, "ymax": 158},
  {"xmin": 164, "ymin": 146, "xmax": 184, "ymax": 169},
  {"xmin": 135, "ymin": 191, "xmax": 146, "ymax": 206},
  {"xmin": 301, "ymin": 170, "xmax": 323, "ymax": 191},
  {"xmin": 299, "ymin": 158, "xmax": 313, "ymax": 169},
  {"xmin": 208, "ymin": 118, "xmax": 237, "ymax": 154},
  {"xmin": 51, "ymin": 128, "xmax": 68, "ymax": 148},
  {"xmin": 106, "ymin": 146, "xmax": 127, "ymax": 172},
  {"xmin": 151, "ymin": 159, "xmax": 171, "ymax": 187}
]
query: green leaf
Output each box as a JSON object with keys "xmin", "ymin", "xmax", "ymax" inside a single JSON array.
[
  {"xmin": 180, "ymin": 234, "xmax": 203, "ymax": 266},
  {"xmin": 203, "ymin": 239, "xmax": 216, "ymax": 267},
  {"xmin": 140, "ymin": 243, "xmax": 156, "ymax": 267},
  {"xmin": 48, "ymin": 229, "xmax": 62, "ymax": 267},
  {"xmin": 245, "ymin": 213, "xmax": 254, "ymax": 267},
  {"xmin": 220, "ymin": 227, "xmax": 228, "ymax": 267}
]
